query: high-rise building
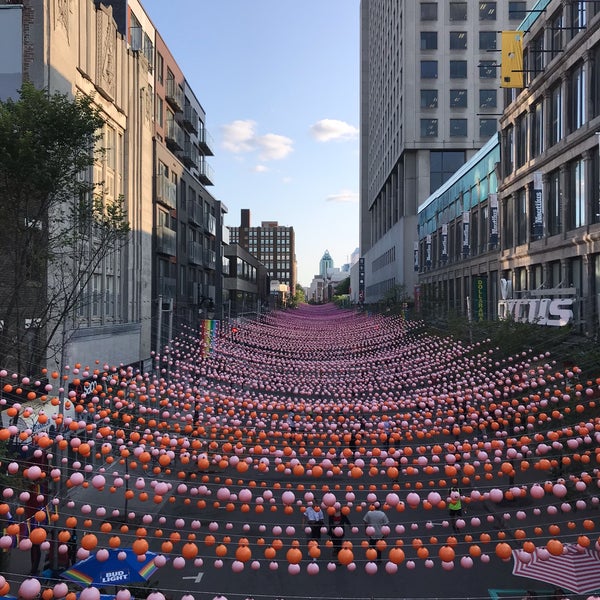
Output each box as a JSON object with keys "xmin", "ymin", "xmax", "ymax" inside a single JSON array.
[
  {"xmin": 359, "ymin": 0, "xmax": 534, "ymax": 304},
  {"xmin": 228, "ymin": 209, "xmax": 297, "ymax": 299}
]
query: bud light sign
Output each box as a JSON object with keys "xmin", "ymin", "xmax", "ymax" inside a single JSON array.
[{"xmin": 101, "ymin": 570, "xmax": 130, "ymax": 584}]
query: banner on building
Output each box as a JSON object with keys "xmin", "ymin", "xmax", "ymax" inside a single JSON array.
[
  {"xmin": 413, "ymin": 241, "xmax": 419, "ymax": 272},
  {"xmin": 200, "ymin": 319, "xmax": 220, "ymax": 358},
  {"xmin": 462, "ymin": 211, "xmax": 470, "ymax": 257},
  {"xmin": 441, "ymin": 223, "xmax": 448, "ymax": 262},
  {"xmin": 425, "ymin": 235, "xmax": 432, "ymax": 268},
  {"xmin": 501, "ymin": 31, "xmax": 524, "ymax": 88},
  {"xmin": 489, "ymin": 193, "xmax": 499, "ymax": 247},
  {"xmin": 533, "ymin": 171, "xmax": 544, "ymax": 238},
  {"xmin": 472, "ymin": 276, "xmax": 488, "ymax": 322},
  {"xmin": 358, "ymin": 257, "xmax": 365, "ymax": 303}
]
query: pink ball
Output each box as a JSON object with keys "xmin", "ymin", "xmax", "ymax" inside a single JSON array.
[
  {"xmin": 19, "ymin": 579, "xmax": 41, "ymax": 600},
  {"xmin": 232, "ymin": 560, "xmax": 244, "ymax": 573},
  {"xmin": 116, "ymin": 590, "xmax": 132, "ymax": 600},
  {"xmin": 172, "ymin": 556, "xmax": 186, "ymax": 569},
  {"xmin": 365, "ymin": 562, "xmax": 378, "ymax": 574},
  {"xmin": 79, "ymin": 587, "xmax": 101, "ymax": 600}
]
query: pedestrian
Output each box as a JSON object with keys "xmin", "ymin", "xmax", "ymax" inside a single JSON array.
[
  {"xmin": 328, "ymin": 504, "xmax": 351, "ymax": 558},
  {"xmin": 67, "ymin": 528, "xmax": 78, "ymax": 566},
  {"xmin": 303, "ymin": 501, "xmax": 324, "ymax": 542},
  {"xmin": 286, "ymin": 411, "xmax": 296, "ymax": 433},
  {"xmin": 448, "ymin": 487, "xmax": 463, "ymax": 533},
  {"xmin": 363, "ymin": 502, "xmax": 389, "ymax": 562}
]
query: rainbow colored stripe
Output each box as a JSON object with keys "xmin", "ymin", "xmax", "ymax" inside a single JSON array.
[
  {"xmin": 64, "ymin": 568, "xmax": 93, "ymax": 586},
  {"xmin": 139, "ymin": 560, "xmax": 157, "ymax": 579},
  {"xmin": 200, "ymin": 319, "xmax": 219, "ymax": 357}
]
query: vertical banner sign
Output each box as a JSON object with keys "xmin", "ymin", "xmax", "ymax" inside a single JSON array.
[
  {"xmin": 501, "ymin": 31, "xmax": 524, "ymax": 88},
  {"xmin": 441, "ymin": 223, "xmax": 448, "ymax": 262},
  {"xmin": 200, "ymin": 319, "xmax": 220, "ymax": 358},
  {"xmin": 358, "ymin": 258, "xmax": 365, "ymax": 303},
  {"xmin": 533, "ymin": 171, "xmax": 544, "ymax": 238},
  {"xmin": 472, "ymin": 276, "xmax": 488, "ymax": 321},
  {"xmin": 425, "ymin": 235, "xmax": 432, "ymax": 268},
  {"xmin": 489, "ymin": 193, "xmax": 499, "ymax": 247},
  {"xmin": 462, "ymin": 211, "xmax": 470, "ymax": 257},
  {"xmin": 413, "ymin": 241, "xmax": 419, "ymax": 272}
]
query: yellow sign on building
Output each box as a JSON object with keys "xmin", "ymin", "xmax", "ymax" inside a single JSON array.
[{"xmin": 501, "ymin": 31, "xmax": 524, "ymax": 88}]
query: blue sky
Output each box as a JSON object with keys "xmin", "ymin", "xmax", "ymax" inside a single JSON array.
[{"xmin": 141, "ymin": 0, "xmax": 360, "ymax": 287}]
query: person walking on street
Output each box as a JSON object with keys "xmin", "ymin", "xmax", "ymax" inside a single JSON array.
[
  {"xmin": 448, "ymin": 487, "xmax": 463, "ymax": 533},
  {"xmin": 328, "ymin": 504, "xmax": 351, "ymax": 558},
  {"xmin": 303, "ymin": 501, "xmax": 324, "ymax": 543},
  {"xmin": 363, "ymin": 502, "xmax": 389, "ymax": 562}
]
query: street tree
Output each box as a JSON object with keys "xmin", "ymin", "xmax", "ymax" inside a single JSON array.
[{"xmin": 0, "ymin": 83, "xmax": 130, "ymax": 375}]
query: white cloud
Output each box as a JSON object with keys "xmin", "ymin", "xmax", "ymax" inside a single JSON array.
[
  {"xmin": 221, "ymin": 119, "xmax": 257, "ymax": 153},
  {"xmin": 326, "ymin": 189, "xmax": 358, "ymax": 203},
  {"xmin": 282, "ymin": 176, "xmax": 292, "ymax": 184},
  {"xmin": 221, "ymin": 120, "xmax": 293, "ymax": 161},
  {"xmin": 253, "ymin": 164, "xmax": 269, "ymax": 173},
  {"xmin": 256, "ymin": 133, "xmax": 293, "ymax": 161},
  {"xmin": 310, "ymin": 119, "xmax": 359, "ymax": 142}
]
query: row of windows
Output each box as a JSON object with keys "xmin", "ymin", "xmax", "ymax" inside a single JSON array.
[
  {"xmin": 421, "ymin": 118, "xmax": 497, "ymax": 139},
  {"xmin": 421, "ymin": 31, "xmax": 499, "ymax": 51},
  {"xmin": 421, "ymin": 89, "xmax": 498, "ymax": 109},
  {"xmin": 421, "ymin": 60, "xmax": 497, "ymax": 79},
  {"xmin": 420, "ymin": 2, "xmax": 527, "ymax": 22}
]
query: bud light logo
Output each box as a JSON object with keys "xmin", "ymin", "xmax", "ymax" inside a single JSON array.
[{"xmin": 101, "ymin": 570, "xmax": 128, "ymax": 583}]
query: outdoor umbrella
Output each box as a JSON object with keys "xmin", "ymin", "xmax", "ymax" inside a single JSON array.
[
  {"xmin": 512, "ymin": 543, "xmax": 600, "ymax": 595},
  {"xmin": 62, "ymin": 549, "xmax": 160, "ymax": 588}
]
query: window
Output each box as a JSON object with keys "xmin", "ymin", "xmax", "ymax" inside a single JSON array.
[
  {"xmin": 550, "ymin": 12, "xmax": 563, "ymax": 61},
  {"xmin": 516, "ymin": 189, "xmax": 527, "ymax": 245},
  {"xmin": 568, "ymin": 62, "xmax": 586, "ymax": 132},
  {"xmin": 504, "ymin": 125, "xmax": 514, "ymax": 176},
  {"xmin": 479, "ymin": 89, "xmax": 497, "ymax": 108},
  {"xmin": 502, "ymin": 196, "xmax": 514, "ymax": 249},
  {"xmin": 568, "ymin": 158, "xmax": 586, "ymax": 229},
  {"xmin": 593, "ymin": 144, "xmax": 600, "ymax": 224},
  {"xmin": 430, "ymin": 151, "xmax": 465, "ymax": 193},
  {"xmin": 479, "ymin": 31, "xmax": 497, "ymax": 51},
  {"xmin": 515, "ymin": 113, "xmax": 527, "ymax": 168},
  {"xmin": 531, "ymin": 34, "xmax": 544, "ymax": 81},
  {"xmin": 592, "ymin": 43, "xmax": 600, "ymax": 119},
  {"xmin": 480, "ymin": 2, "xmax": 496, "ymax": 20},
  {"xmin": 450, "ymin": 60, "xmax": 467, "ymax": 78},
  {"xmin": 509, "ymin": 2, "xmax": 527, "ymax": 19},
  {"xmin": 421, "ymin": 119, "xmax": 438, "ymax": 137},
  {"xmin": 449, "ymin": 2, "xmax": 467, "ymax": 20},
  {"xmin": 549, "ymin": 84, "xmax": 562, "ymax": 146},
  {"xmin": 479, "ymin": 61, "xmax": 497, "ymax": 78},
  {"xmin": 480, "ymin": 118, "xmax": 497, "ymax": 138},
  {"xmin": 420, "ymin": 2, "xmax": 438, "ymax": 20},
  {"xmin": 156, "ymin": 52, "xmax": 164, "ymax": 85},
  {"xmin": 571, "ymin": 1, "xmax": 587, "ymax": 39},
  {"xmin": 450, "ymin": 31, "xmax": 467, "ymax": 50},
  {"xmin": 421, "ymin": 32, "xmax": 438, "ymax": 50},
  {"xmin": 450, "ymin": 89, "xmax": 467, "ymax": 107},
  {"xmin": 450, "ymin": 119, "xmax": 467, "ymax": 136},
  {"xmin": 421, "ymin": 89, "xmax": 438, "ymax": 108},
  {"xmin": 531, "ymin": 101, "xmax": 543, "ymax": 158},
  {"xmin": 421, "ymin": 60, "xmax": 438, "ymax": 78},
  {"xmin": 156, "ymin": 95, "xmax": 164, "ymax": 128}
]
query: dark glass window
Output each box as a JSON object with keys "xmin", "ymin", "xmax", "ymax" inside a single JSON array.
[
  {"xmin": 420, "ymin": 2, "xmax": 438, "ymax": 20},
  {"xmin": 421, "ymin": 118, "xmax": 439, "ymax": 137},
  {"xmin": 450, "ymin": 60, "xmax": 467, "ymax": 78},
  {"xmin": 421, "ymin": 31, "xmax": 438, "ymax": 50},
  {"xmin": 479, "ymin": 31, "xmax": 497, "ymax": 50},
  {"xmin": 547, "ymin": 169, "xmax": 561, "ymax": 235},
  {"xmin": 421, "ymin": 89, "xmax": 438, "ymax": 108},
  {"xmin": 449, "ymin": 2, "xmax": 467, "ymax": 20},
  {"xmin": 479, "ymin": 61, "xmax": 497, "ymax": 78},
  {"xmin": 531, "ymin": 101, "xmax": 543, "ymax": 158},
  {"xmin": 480, "ymin": 2, "xmax": 496, "ymax": 20},
  {"xmin": 479, "ymin": 119, "xmax": 497, "ymax": 138},
  {"xmin": 450, "ymin": 31, "xmax": 467, "ymax": 50},
  {"xmin": 509, "ymin": 2, "xmax": 527, "ymax": 19},
  {"xmin": 421, "ymin": 60, "xmax": 438, "ymax": 78},
  {"xmin": 450, "ymin": 119, "xmax": 468, "ymax": 137},
  {"xmin": 568, "ymin": 61, "xmax": 586, "ymax": 132},
  {"xmin": 479, "ymin": 89, "xmax": 497, "ymax": 108},
  {"xmin": 550, "ymin": 12, "xmax": 563, "ymax": 61},
  {"xmin": 450, "ymin": 89, "xmax": 467, "ymax": 107},
  {"xmin": 430, "ymin": 151, "xmax": 466, "ymax": 193}
]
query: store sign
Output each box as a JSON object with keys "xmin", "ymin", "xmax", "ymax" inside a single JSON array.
[
  {"xmin": 462, "ymin": 211, "xmax": 470, "ymax": 257},
  {"xmin": 489, "ymin": 194, "xmax": 498, "ymax": 246},
  {"xmin": 498, "ymin": 287, "xmax": 575, "ymax": 326},
  {"xmin": 425, "ymin": 235, "xmax": 432, "ymax": 268},
  {"xmin": 472, "ymin": 276, "xmax": 488, "ymax": 321},
  {"xmin": 413, "ymin": 241, "xmax": 419, "ymax": 272},
  {"xmin": 441, "ymin": 224, "xmax": 448, "ymax": 262},
  {"xmin": 533, "ymin": 172, "xmax": 543, "ymax": 238},
  {"xmin": 101, "ymin": 570, "xmax": 129, "ymax": 584}
]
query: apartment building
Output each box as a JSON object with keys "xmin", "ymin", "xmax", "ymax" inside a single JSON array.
[{"xmin": 359, "ymin": 0, "xmax": 534, "ymax": 304}]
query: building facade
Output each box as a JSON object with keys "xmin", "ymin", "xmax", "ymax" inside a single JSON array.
[
  {"xmin": 0, "ymin": 0, "xmax": 222, "ymax": 373},
  {"xmin": 359, "ymin": 0, "xmax": 534, "ymax": 304},
  {"xmin": 417, "ymin": 0, "xmax": 600, "ymax": 335},
  {"xmin": 228, "ymin": 209, "xmax": 297, "ymax": 299}
]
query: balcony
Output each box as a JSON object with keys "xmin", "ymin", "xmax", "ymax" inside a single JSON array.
[
  {"xmin": 204, "ymin": 212, "xmax": 216, "ymax": 236},
  {"xmin": 159, "ymin": 276, "xmax": 176, "ymax": 299},
  {"xmin": 222, "ymin": 257, "xmax": 230, "ymax": 276},
  {"xmin": 198, "ymin": 158, "xmax": 214, "ymax": 186},
  {"xmin": 156, "ymin": 174, "xmax": 177, "ymax": 209},
  {"xmin": 165, "ymin": 78, "xmax": 184, "ymax": 112},
  {"xmin": 166, "ymin": 118, "xmax": 184, "ymax": 152},
  {"xmin": 181, "ymin": 138, "xmax": 198, "ymax": 170},
  {"xmin": 188, "ymin": 201, "xmax": 203, "ymax": 227},
  {"xmin": 204, "ymin": 248, "xmax": 216, "ymax": 270},
  {"xmin": 188, "ymin": 281, "xmax": 201, "ymax": 304},
  {"xmin": 188, "ymin": 240, "xmax": 203, "ymax": 265},
  {"xmin": 182, "ymin": 104, "xmax": 198, "ymax": 134},
  {"xmin": 198, "ymin": 126, "xmax": 214, "ymax": 156},
  {"xmin": 157, "ymin": 225, "xmax": 176, "ymax": 256}
]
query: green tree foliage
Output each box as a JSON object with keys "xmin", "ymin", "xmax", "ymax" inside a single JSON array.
[
  {"xmin": 0, "ymin": 83, "xmax": 130, "ymax": 374},
  {"xmin": 334, "ymin": 276, "xmax": 350, "ymax": 295}
]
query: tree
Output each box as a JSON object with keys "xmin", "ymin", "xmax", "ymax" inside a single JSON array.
[
  {"xmin": 0, "ymin": 83, "xmax": 130, "ymax": 375},
  {"xmin": 334, "ymin": 276, "xmax": 350, "ymax": 295}
]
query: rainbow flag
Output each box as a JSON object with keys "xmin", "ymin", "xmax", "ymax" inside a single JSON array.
[
  {"xmin": 200, "ymin": 319, "xmax": 219, "ymax": 358},
  {"xmin": 63, "ymin": 568, "xmax": 93, "ymax": 586},
  {"xmin": 139, "ymin": 559, "xmax": 158, "ymax": 579}
]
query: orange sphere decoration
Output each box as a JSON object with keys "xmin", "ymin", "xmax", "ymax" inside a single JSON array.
[
  {"xmin": 29, "ymin": 527, "xmax": 47, "ymax": 545},
  {"xmin": 495, "ymin": 542, "xmax": 512, "ymax": 560},
  {"xmin": 235, "ymin": 545, "xmax": 252, "ymax": 562},
  {"xmin": 215, "ymin": 544, "xmax": 228, "ymax": 557},
  {"xmin": 182, "ymin": 542, "xmax": 199, "ymax": 559},
  {"xmin": 337, "ymin": 547, "xmax": 354, "ymax": 565},
  {"xmin": 286, "ymin": 547, "xmax": 303, "ymax": 564},
  {"xmin": 438, "ymin": 545, "xmax": 455, "ymax": 562},
  {"xmin": 80, "ymin": 534, "xmax": 98, "ymax": 551},
  {"xmin": 546, "ymin": 539, "xmax": 563, "ymax": 556},
  {"xmin": 132, "ymin": 538, "xmax": 149, "ymax": 555}
]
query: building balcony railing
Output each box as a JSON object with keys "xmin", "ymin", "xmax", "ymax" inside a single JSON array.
[
  {"xmin": 198, "ymin": 126, "xmax": 214, "ymax": 156},
  {"xmin": 156, "ymin": 174, "xmax": 177, "ymax": 210},
  {"xmin": 157, "ymin": 225, "xmax": 176, "ymax": 256},
  {"xmin": 222, "ymin": 257, "xmax": 230, "ymax": 275},
  {"xmin": 159, "ymin": 276, "xmax": 176, "ymax": 299},
  {"xmin": 188, "ymin": 240, "xmax": 203, "ymax": 265},
  {"xmin": 204, "ymin": 248, "xmax": 216, "ymax": 270},
  {"xmin": 166, "ymin": 118, "xmax": 184, "ymax": 152},
  {"xmin": 181, "ymin": 139, "xmax": 198, "ymax": 170},
  {"xmin": 165, "ymin": 78, "xmax": 184, "ymax": 112},
  {"xmin": 182, "ymin": 104, "xmax": 199, "ymax": 134},
  {"xmin": 188, "ymin": 201, "xmax": 203, "ymax": 227},
  {"xmin": 198, "ymin": 158, "xmax": 214, "ymax": 186},
  {"xmin": 205, "ymin": 212, "xmax": 217, "ymax": 236}
]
